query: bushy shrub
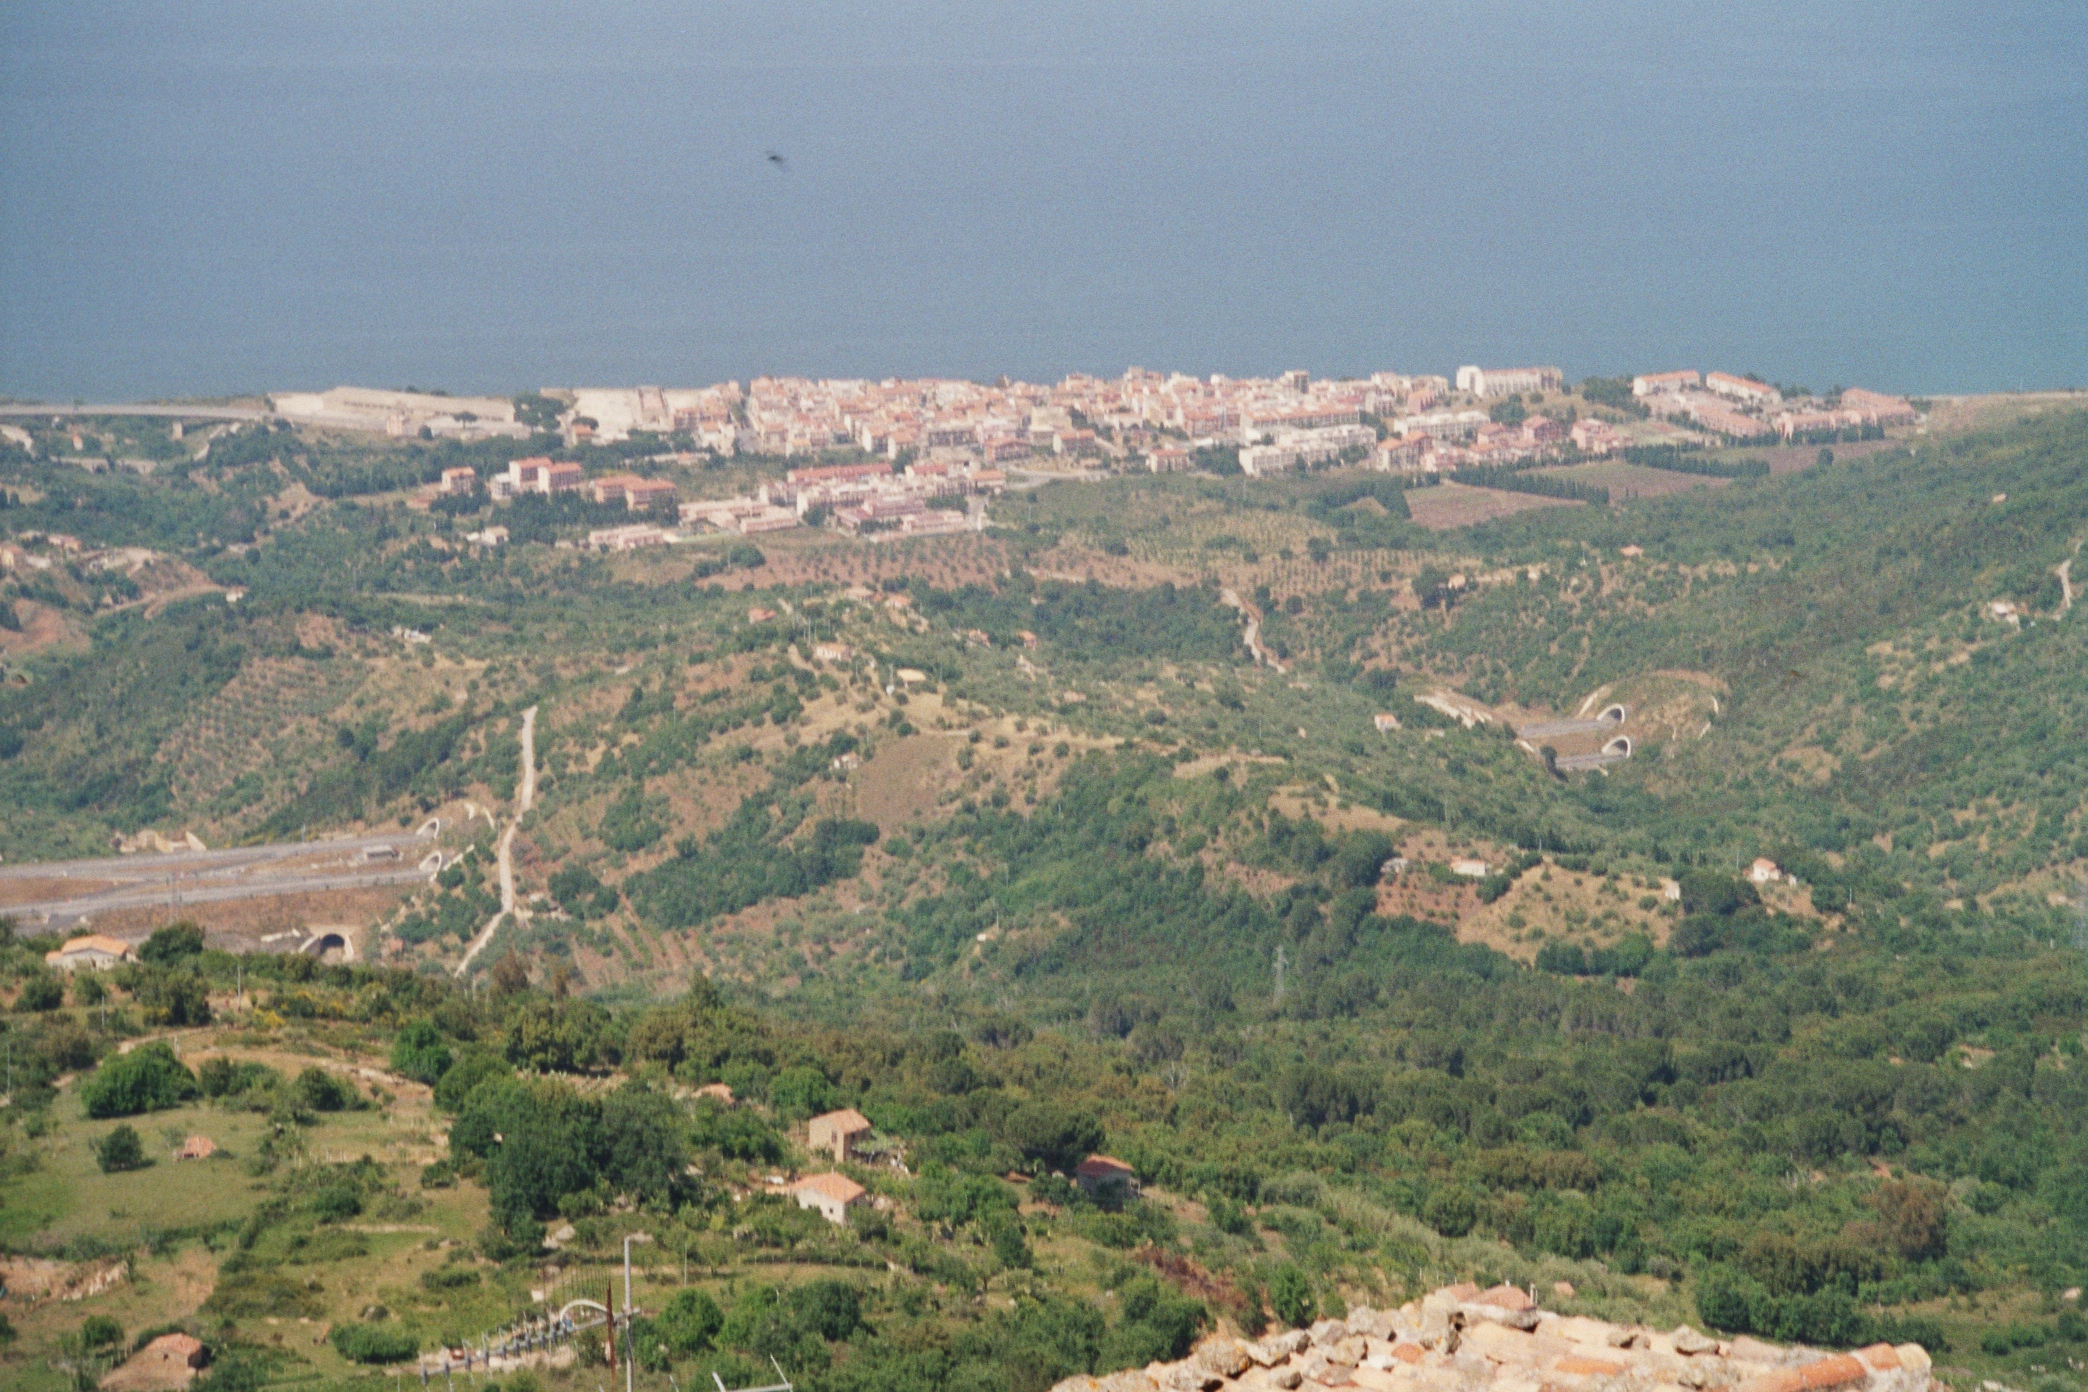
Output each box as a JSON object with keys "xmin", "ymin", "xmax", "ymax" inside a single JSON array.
[
  {"xmin": 80, "ymin": 1314, "xmax": 125, "ymax": 1350},
  {"xmin": 310, "ymin": 1183, "xmax": 363, "ymax": 1221},
  {"xmin": 1696, "ymin": 1262, "xmax": 1889, "ymax": 1347},
  {"xmin": 329, "ymin": 1322, "xmax": 419, "ymax": 1364},
  {"xmin": 389, "ymin": 1019, "xmax": 452, "ymax": 1085},
  {"xmin": 16, "ymin": 971, "xmax": 63, "ymax": 1012},
  {"xmin": 80, "ymin": 1042, "xmax": 199, "ymax": 1118},
  {"xmin": 1269, "ymin": 1263, "xmax": 1315, "ymax": 1328},
  {"xmin": 1422, "ymin": 1185, "xmax": 1479, "ymax": 1238},
  {"xmin": 92, "ymin": 1124, "xmax": 149, "ymax": 1173},
  {"xmin": 139, "ymin": 921, "xmax": 205, "ymax": 964},
  {"xmin": 294, "ymin": 1067, "xmax": 356, "ymax": 1112}
]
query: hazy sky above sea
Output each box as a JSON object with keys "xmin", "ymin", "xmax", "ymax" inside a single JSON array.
[{"xmin": 2, "ymin": 1, "xmax": 2083, "ymax": 399}]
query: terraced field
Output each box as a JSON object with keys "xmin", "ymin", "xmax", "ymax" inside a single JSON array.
[{"xmin": 157, "ymin": 655, "xmax": 363, "ymax": 812}]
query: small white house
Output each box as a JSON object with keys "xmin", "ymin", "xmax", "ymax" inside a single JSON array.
[
  {"xmin": 44, "ymin": 934, "xmax": 136, "ymax": 972},
  {"xmin": 792, "ymin": 1172, "xmax": 867, "ymax": 1225}
]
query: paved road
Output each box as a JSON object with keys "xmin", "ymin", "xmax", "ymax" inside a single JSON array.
[
  {"xmin": 1555, "ymin": 751, "xmax": 1631, "ymax": 773},
  {"xmin": 9, "ymin": 864, "xmax": 437, "ymax": 927},
  {"xmin": 0, "ymin": 829, "xmax": 442, "ymax": 928},
  {"xmin": 0, "ymin": 831, "xmax": 427, "ymax": 884},
  {"xmin": 1514, "ymin": 714, "xmax": 1624, "ymax": 739},
  {"xmin": 456, "ymin": 705, "xmax": 536, "ymax": 977},
  {"xmin": 0, "ymin": 402, "xmax": 272, "ymax": 422}
]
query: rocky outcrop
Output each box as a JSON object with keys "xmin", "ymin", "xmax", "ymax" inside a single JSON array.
[{"xmin": 1050, "ymin": 1284, "xmax": 1937, "ymax": 1392}]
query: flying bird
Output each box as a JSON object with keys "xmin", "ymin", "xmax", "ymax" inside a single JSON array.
[{"xmin": 765, "ymin": 151, "xmax": 788, "ymax": 171}]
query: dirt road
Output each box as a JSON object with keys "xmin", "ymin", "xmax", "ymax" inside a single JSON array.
[
  {"xmin": 1220, "ymin": 587, "xmax": 1285, "ymax": 672},
  {"xmin": 456, "ymin": 705, "xmax": 535, "ymax": 976}
]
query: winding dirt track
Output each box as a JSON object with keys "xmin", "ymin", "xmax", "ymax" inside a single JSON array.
[
  {"xmin": 456, "ymin": 705, "xmax": 535, "ymax": 976},
  {"xmin": 1219, "ymin": 587, "xmax": 1286, "ymax": 672}
]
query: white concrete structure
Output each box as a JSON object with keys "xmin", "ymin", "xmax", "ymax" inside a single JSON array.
[
  {"xmin": 1705, "ymin": 372, "xmax": 1778, "ymax": 404},
  {"xmin": 1456, "ymin": 366, "xmax": 1563, "ymax": 397},
  {"xmin": 1393, "ymin": 409, "xmax": 1488, "ymax": 441},
  {"xmin": 1632, "ymin": 370, "xmax": 1701, "ymax": 396}
]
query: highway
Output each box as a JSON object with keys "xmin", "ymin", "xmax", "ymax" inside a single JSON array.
[
  {"xmin": 7, "ymin": 863, "xmax": 438, "ymax": 927},
  {"xmin": 0, "ymin": 403, "xmax": 272, "ymax": 422},
  {"xmin": 0, "ymin": 831, "xmax": 427, "ymax": 884},
  {"xmin": 0, "ymin": 830, "xmax": 441, "ymax": 928}
]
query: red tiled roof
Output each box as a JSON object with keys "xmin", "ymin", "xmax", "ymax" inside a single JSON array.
[
  {"xmin": 794, "ymin": 1172, "xmax": 866, "ymax": 1204},
  {"xmin": 812, "ymin": 1108, "xmax": 873, "ymax": 1134}
]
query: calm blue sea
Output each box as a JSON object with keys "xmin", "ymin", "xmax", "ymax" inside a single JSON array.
[{"xmin": 2, "ymin": 1, "xmax": 2082, "ymax": 400}]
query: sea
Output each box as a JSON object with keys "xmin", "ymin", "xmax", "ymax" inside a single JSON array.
[{"xmin": 2, "ymin": 0, "xmax": 2082, "ymax": 401}]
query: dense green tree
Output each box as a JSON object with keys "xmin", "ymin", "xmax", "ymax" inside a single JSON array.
[
  {"xmin": 138, "ymin": 921, "xmax": 206, "ymax": 964},
  {"xmin": 79, "ymin": 1042, "xmax": 198, "ymax": 1118},
  {"xmin": 91, "ymin": 1124, "xmax": 148, "ymax": 1173},
  {"xmin": 389, "ymin": 1018, "xmax": 453, "ymax": 1084}
]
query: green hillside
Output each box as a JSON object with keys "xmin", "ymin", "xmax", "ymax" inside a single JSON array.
[{"xmin": 1, "ymin": 406, "xmax": 2086, "ymax": 1391}]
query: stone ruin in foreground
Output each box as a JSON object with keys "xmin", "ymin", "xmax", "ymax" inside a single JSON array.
[{"xmin": 1052, "ymin": 1281, "xmax": 1936, "ymax": 1392}]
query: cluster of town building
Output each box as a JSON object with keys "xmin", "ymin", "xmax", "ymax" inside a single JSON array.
[
  {"xmin": 298, "ymin": 363, "xmax": 1923, "ymax": 551},
  {"xmin": 693, "ymin": 455, "xmax": 1004, "ymax": 539},
  {"xmin": 1629, "ymin": 370, "xmax": 1918, "ymax": 441},
  {"xmin": 428, "ymin": 451, "xmax": 1004, "ymax": 551}
]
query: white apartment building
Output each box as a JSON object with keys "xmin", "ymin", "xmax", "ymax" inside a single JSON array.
[
  {"xmin": 1631, "ymin": 370, "xmax": 1701, "ymax": 396},
  {"xmin": 1455, "ymin": 366, "xmax": 1564, "ymax": 397},
  {"xmin": 1393, "ymin": 410, "xmax": 1489, "ymax": 442}
]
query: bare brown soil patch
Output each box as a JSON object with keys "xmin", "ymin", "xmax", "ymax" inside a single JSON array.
[
  {"xmin": 1264, "ymin": 785, "xmax": 1407, "ymax": 839},
  {"xmin": 1535, "ymin": 461, "xmax": 1727, "ymax": 500},
  {"xmin": 0, "ymin": 877, "xmax": 120, "ymax": 909},
  {"xmin": 853, "ymin": 734, "xmax": 960, "ymax": 833},
  {"xmin": 82, "ymin": 883, "xmax": 413, "ymax": 946},
  {"xmin": 647, "ymin": 530, "xmax": 1018, "ymax": 594},
  {"xmin": 1, "ymin": 598, "xmax": 84, "ymax": 657},
  {"xmin": 1921, "ymin": 391, "xmax": 2088, "ymax": 434},
  {"xmin": 1376, "ymin": 871, "xmax": 1485, "ymax": 926},
  {"xmin": 1171, "ymin": 752, "xmax": 1287, "ymax": 781},
  {"xmin": 1457, "ymin": 863, "xmax": 1676, "ymax": 963},
  {"xmin": 1028, "ymin": 544, "xmax": 1200, "ymax": 589},
  {"xmin": 1132, "ymin": 1245, "xmax": 1247, "ymax": 1318},
  {"xmin": 1406, "ymin": 483, "xmax": 1584, "ymax": 531}
]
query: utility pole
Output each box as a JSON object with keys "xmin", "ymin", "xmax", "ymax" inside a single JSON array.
[{"xmin": 623, "ymin": 1233, "xmax": 648, "ymax": 1392}]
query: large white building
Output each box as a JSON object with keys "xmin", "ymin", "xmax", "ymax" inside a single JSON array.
[
  {"xmin": 1239, "ymin": 423, "xmax": 1376, "ymax": 477},
  {"xmin": 1704, "ymin": 372, "xmax": 1778, "ymax": 404},
  {"xmin": 1455, "ymin": 365, "xmax": 1564, "ymax": 397},
  {"xmin": 1631, "ymin": 370, "xmax": 1701, "ymax": 397},
  {"xmin": 1393, "ymin": 409, "xmax": 1489, "ymax": 442}
]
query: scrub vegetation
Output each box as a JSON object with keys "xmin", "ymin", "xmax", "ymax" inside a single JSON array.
[{"xmin": 2, "ymin": 406, "xmax": 2087, "ymax": 1390}]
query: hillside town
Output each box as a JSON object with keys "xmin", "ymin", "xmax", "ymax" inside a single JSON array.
[
  {"xmin": 6, "ymin": 364, "xmax": 1923, "ymax": 555},
  {"xmin": 263, "ymin": 362, "xmax": 1918, "ymax": 481}
]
